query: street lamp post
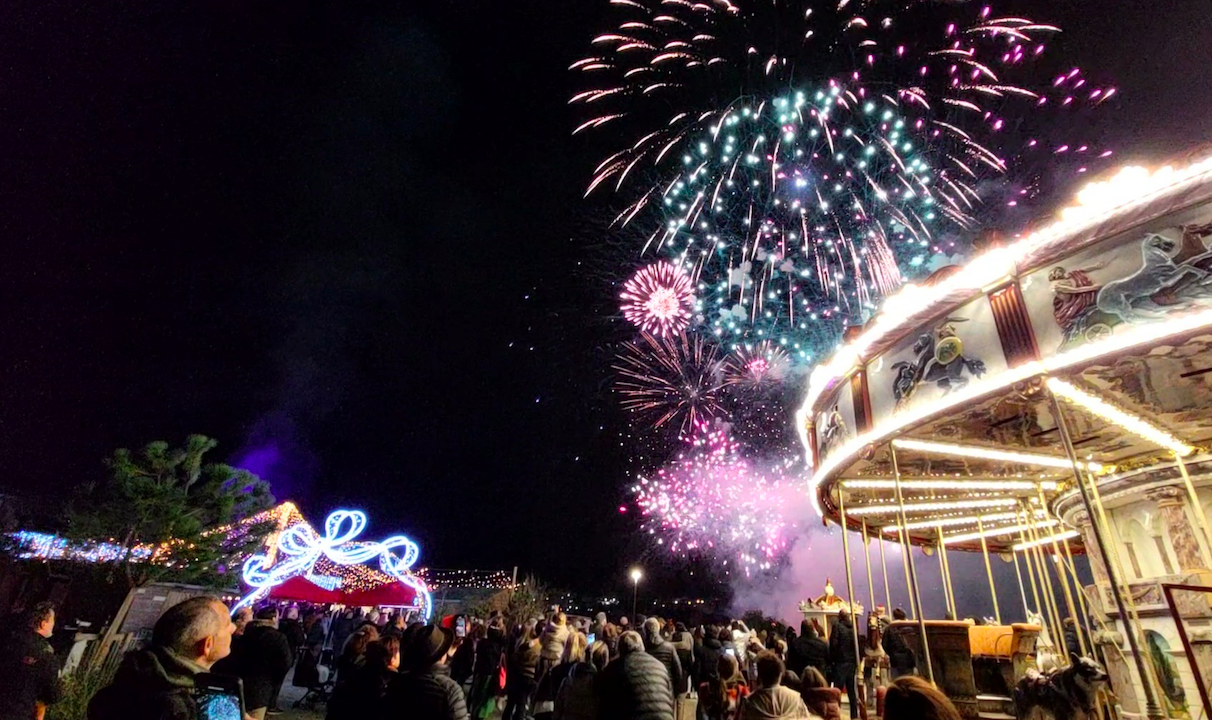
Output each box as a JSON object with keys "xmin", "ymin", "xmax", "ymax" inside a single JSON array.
[{"xmin": 630, "ymin": 568, "xmax": 643, "ymax": 619}]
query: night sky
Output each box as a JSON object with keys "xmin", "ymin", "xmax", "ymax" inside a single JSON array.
[{"xmin": 2, "ymin": 0, "xmax": 1211, "ymax": 602}]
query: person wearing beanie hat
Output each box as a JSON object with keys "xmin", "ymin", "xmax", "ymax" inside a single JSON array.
[{"xmin": 383, "ymin": 624, "xmax": 468, "ymax": 720}]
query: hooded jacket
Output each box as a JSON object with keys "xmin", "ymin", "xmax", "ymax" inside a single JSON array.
[
  {"xmin": 671, "ymin": 631, "xmax": 695, "ymax": 685},
  {"xmin": 540, "ymin": 622, "xmax": 571, "ymax": 663},
  {"xmin": 800, "ymin": 687, "xmax": 841, "ymax": 720},
  {"xmin": 644, "ymin": 631, "xmax": 685, "ymax": 695},
  {"xmin": 596, "ymin": 650, "xmax": 675, "ymax": 720},
  {"xmin": 792, "ymin": 632, "xmax": 829, "ymax": 677},
  {"xmin": 828, "ymin": 617, "xmax": 857, "ymax": 668},
  {"xmin": 87, "ymin": 646, "xmax": 204, "ymax": 720},
  {"xmin": 553, "ymin": 661, "xmax": 598, "ymax": 720},
  {"xmin": 697, "ymin": 637, "xmax": 724, "ymax": 682},
  {"xmin": 739, "ymin": 685, "xmax": 813, "ymax": 720}
]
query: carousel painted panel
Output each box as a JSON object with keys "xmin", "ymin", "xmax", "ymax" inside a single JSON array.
[
  {"xmin": 866, "ymin": 295, "xmax": 1009, "ymax": 427},
  {"xmin": 814, "ymin": 378, "xmax": 856, "ymax": 467},
  {"xmin": 1021, "ymin": 200, "xmax": 1212, "ymax": 358}
]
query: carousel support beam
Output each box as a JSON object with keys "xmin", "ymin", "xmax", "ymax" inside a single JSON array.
[
  {"xmin": 937, "ymin": 527, "xmax": 957, "ymax": 616},
  {"xmin": 1011, "ymin": 550, "xmax": 1031, "ymax": 620},
  {"xmin": 878, "ymin": 529, "xmax": 892, "ymax": 613},
  {"xmin": 1060, "ymin": 535, "xmax": 1094, "ymax": 654},
  {"xmin": 1173, "ymin": 453, "xmax": 1212, "ymax": 569},
  {"xmin": 1015, "ymin": 513, "xmax": 1045, "ymax": 622},
  {"xmin": 1022, "ymin": 503, "xmax": 1069, "ymax": 666},
  {"xmin": 1037, "ymin": 488, "xmax": 1089, "ymax": 658},
  {"xmin": 891, "ymin": 442, "xmax": 933, "ymax": 683},
  {"xmin": 1046, "ymin": 386, "xmax": 1165, "ymax": 720},
  {"xmin": 862, "ymin": 519, "xmax": 877, "ymax": 614},
  {"xmin": 976, "ymin": 516, "xmax": 1002, "ymax": 625},
  {"xmin": 838, "ymin": 487, "xmax": 865, "ymax": 714}
]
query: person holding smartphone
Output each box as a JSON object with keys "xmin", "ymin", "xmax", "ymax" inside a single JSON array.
[{"xmin": 87, "ymin": 595, "xmax": 239, "ymax": 720}]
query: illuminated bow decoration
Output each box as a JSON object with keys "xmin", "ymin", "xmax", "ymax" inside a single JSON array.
[{"xmin": 235, "ymin": 509, "xmax": 430, "ymax": 619}]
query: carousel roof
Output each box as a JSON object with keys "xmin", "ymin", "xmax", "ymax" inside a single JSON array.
[{"xmin": 799, "ymin": 153, "xmax": 1212, "ymax": 553}]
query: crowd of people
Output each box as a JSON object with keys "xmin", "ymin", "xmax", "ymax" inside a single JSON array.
[{"xmin": 0, "ymin": 593, "xmax": 963, "ymax": 720}]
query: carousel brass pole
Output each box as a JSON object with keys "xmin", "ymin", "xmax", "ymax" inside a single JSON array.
[
  {"xmin": 1037, "ymin": 487, "xmax": 1089, "ymax": 658},
  {"xmin": 878, "ymin": 526, "xmax": 893, "ymax": 612},
  {"xmin": 1058, "ymin": 533, "xmax": 1092, "ymax": 657},
  {"xmin": 862, "ymin": 519, "xmax": 877, "ymax": 616},
  {"xmin": 1172, "ymin": 453, "xmax": 1212, "ymax": 568},
  {"xmin": 1011, "ymin": 550, "xmax": 1031, "ymax": 619},
  {"xmin": 976, "ymin": 516, "xmax": 1002, "ymax": 624},
  {"xmin": 1015, "ymin": 514, "xmax": 1045, "ymax": 622},
  {"xmin": 1023, "ymin": 502, "xmax": 1068, "ymax": 665},
  {"xmin": 891, "ymin": 442, "xmax": 933, "ymax": 683},
  {"xmin": 837, "ymin": 486, "xmax": 864, "ymax": 714},
  {"xmin": 897, "ymin": 522, "xmax": 918, "ymax": 621},
  {"xmin": 937, "ymin": 527, "xmax": 957, "ymax": 616},
  {"xmin": 1046, "ymin": 386, "xmax": 1165, "ymax": 720}
]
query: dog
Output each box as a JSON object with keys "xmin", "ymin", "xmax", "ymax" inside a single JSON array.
[
  {"xmin": 1013, "ymin": 653, "xmax": 1109, "ymax": 720},
  {"xmin": 1097, "ymin": 233, "xmax": 1212, "ymax": 322}
]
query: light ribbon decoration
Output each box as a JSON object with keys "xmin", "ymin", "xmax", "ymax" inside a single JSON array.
[{"xmin": 234, "ymin": 509, "xmax": 432, "ymax": 620}]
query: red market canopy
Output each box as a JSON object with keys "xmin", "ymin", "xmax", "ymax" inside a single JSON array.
[{"xmin": 267, "ymin": 573, "xmax": 423, "ymax": 607}]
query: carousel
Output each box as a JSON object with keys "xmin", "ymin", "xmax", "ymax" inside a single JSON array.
[{"xmin": 798, "ymin": 152, "xmax": 1212, "ymax": 720}]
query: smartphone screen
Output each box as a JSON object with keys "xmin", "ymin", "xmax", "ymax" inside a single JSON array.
[
  {"xmin": 195, "ymin": 673, "xmax": 245, "ymax": 720},
  {"xmin": 587, "ymin": 633, "xmax": 596, "ymax": 644},
  {"xmin": 725, "ymin": 648, "xmax": 736, "ymax": 657},
  {"xmin": 456, "ymin": 616, "xmax": 467, "ymax": 638}
]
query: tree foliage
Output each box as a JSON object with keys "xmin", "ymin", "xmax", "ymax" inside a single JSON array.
[
  {"xmin": 66, "ymin": 435, "xmax": 274, "ymax": 589},
  {"xmin": 468, "ymin": 575, "xmax": 550, "ymax": 628}
]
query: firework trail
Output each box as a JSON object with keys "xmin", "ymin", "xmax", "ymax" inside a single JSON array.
[
  {"xmin": 575, "ymin": 0, "xmax": 1113, "ymax": 362},
  {"xmin": 630, "ymin": 421, "xmax": 810, "ymax": 576},
  {"xmin": 613, "ymin": 332, "xmax": 728, "ymax": 434},
  {"xmin": 620, "ymin": 261, "xmax": 698, "ymax": 336}
]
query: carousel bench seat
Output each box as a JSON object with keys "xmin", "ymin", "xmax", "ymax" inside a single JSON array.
[{"xmin": 890, "ymin": 621, "xmax": 1041, "ymax": 718}]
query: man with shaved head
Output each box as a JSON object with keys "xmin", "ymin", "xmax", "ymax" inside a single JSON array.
[{"xmin": 88, "ymin": 595, "xmax": 237, "ymax": 720}]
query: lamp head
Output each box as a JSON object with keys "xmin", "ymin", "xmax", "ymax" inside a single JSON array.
[{"xmin": 630, "ymin": 568, "xmax": 643, "ymax": 583}]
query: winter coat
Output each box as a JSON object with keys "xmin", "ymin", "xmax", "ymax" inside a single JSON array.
[
  {"xmin": 800, "ymin": 687, "xmax": 841, "ymax": 720},
  {"xmin": 595, "ymin": 650, "xmax": 675, "ymax": 720},
  {"xmin": 828, "ymin": 618, "xmax": 857, "ymax": 669},
  {"xmin": 451, "ymin": 640, "xmax": 475, "ymax": 685},
  {"xmin": 325, "ymin": 664, "xmax": 392, "ymax": 720},
  {"xmin": 474, "ymin": 628, "xmax": 506, "ymax": 677},
  {"xmin": 87, "ymin": 646, "xmax": 204, "ymax": 720},
  {"xmin": 671, "ymin": 632, "xmax": 695, "ymax": 686},
  {"xmin": 541, "ymin": 623, "xmax": 571, "ymax": 663},
  {"xmin": 507, "ymin": 639, "xmax": 540, "ymax": 690},
  {"xmin": 697, "ymin": 637, "xmax": 724, "ymax": 682},
  {"xmin": 553, "ymin": 661, "xmax": 598, "ymax": 720},
  {"xmin": 794, "ymin": 634, "xmax": 829, "ymax": 678},
  {"xmin": 230, "ymin": 620, "xmax": 295, "ymax": 710},
  {"xmin": 881, "ymin": 625, "xmax": 915, "ymax": 674},
  {"xmin": 645, "ymin": 633, "xmax": 685, "ymax": 695},
  {"xmin": 0, "ymin": 630, "xmax": 61, "ymax": 720},
  {"xmin": 383, "ymin": 663, "xmax": 469, "ymax": 720},
  {"xmin": 279, "ymin": 618, "xmax": 306, "ymax": 650},
  {"xmin": 739, "ymin": 686, "xmax": 812, "ymax": 720},
  {"xmin": 699, "ymin": 678, "xmax": 749, "ymax": 720}
]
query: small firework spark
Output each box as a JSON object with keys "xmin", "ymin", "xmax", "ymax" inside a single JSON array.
[
  {"xmin": 630, "ymin": 421, "xmax": 807, "ymax": 576},
  {"xmin": 724, "ymin": 341, "xmax": 791, "ymax": 390},
  {"xmin": 620, "ymin": 261, "xmax": 696, "ymax": 337},
  {"xmin": 613, "ymin": 332, "xmax": 726, "ymax": 434}
]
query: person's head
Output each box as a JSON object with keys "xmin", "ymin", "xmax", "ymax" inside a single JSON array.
[
  {"xmin": 285, "ymin": 607, "xmax": 300, "ymax": 621},
  {"xmin": 893, "ymin": 607, "xmax": 907, "ymax": 621},
  {"xmin": 402, "ymin": 624, "xmax": 457, "ymax": 671},
  {"xmin": 718, "ymin": 627, "xmax": 732, "ymax": 643},
  {"xmin": 554, "ymin": 611, "xmax": 567, "ymax": 627},
  {"xmin": 884, "ymin": 676, "xmax": 963, "ymax": 720},
  {"xmin": 618, "ymin": 630, "xmax": 645, "ymax": 656},
  {"xmin": 343, "ymin": 627, "xmax": 374, "ymax": 658},
  {"xmin": 255, "ymin": 606, "xmax": 279, "ymax": 627},
  {"xmin": 595, "ymin": 611, "xmax": 607, "ymax": 624},
  {"xmin": 604, "ymin": 622, "xmax": 619, "ymax": 640},
  {"xmin": 643, "ymin": 617, "xmax": 662, "ymax": 641},
  {"xmin": 775, "ymin": 639, "xmax": 788, "ymax": 659},
  {"xmin": 367, "ymin": 636, "xmax": 401, "ymax": 671},
  {"xmin": 589, "ymin": 640, "xmax": 610, "ymax": 671},
  {"xmin": 755, "ymin": 650, "xmax": 785, "ymax": 689},
  {"xmin": 232, "ymin": 606, "xmax": 253, "ymax": 632},
  {"xmin": 717, "ymin": 653, "xmax": 741, "ymax": 682},
  {"xmin": 563, "ymin": 631, "xmax": 589, "ymax": 664},
  {"xmin": 152, "ymin": 597, "xmax": 234, "ymax": 669},
  {"xmin": 393, "ymin": 614, "xmax": 406, "ymax": 628},
  {"xmin": 801, "ymin": 666, "xmax": 828, "ymax": 690},
  {"xmin": 26, "ymin": 602, "xmax": 55, "ymax": 638}
]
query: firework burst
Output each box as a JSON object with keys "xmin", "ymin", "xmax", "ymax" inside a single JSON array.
[
  {"xmin": 613, "ymin": 332, "xmax": 727, "ymax": 434},
  {"xmin": 630, "ymin": 421, "xmax": 807, "ymax": 576},
  {"xmin": 620, "ymin": 261, "xmax": 697, "ymax": 337},
  {"xmin": 724, "ymin": 340, "xmax": 791, "ymax": 390},
  {"xmin": 576, "ymin": 0, "xmax": 1113, "ymax": 361}
]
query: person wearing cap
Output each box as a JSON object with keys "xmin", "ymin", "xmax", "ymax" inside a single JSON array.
[{"xmin": 384, "ymin": 624, "xmax": 469, "ymax": 720}]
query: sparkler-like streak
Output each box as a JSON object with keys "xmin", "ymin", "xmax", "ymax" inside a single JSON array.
[{"xmin": 614, "ymin": 332, "xmax": 728, "ymax": 434}]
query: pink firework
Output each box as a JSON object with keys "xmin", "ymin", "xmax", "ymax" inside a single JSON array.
[
  {"xmin": 724, "ymin": 342, "xmax": 791, "ymax": 390},
  {"xmin": 620, "ymin": 261, "xmax": 695, "ymax": 337}
]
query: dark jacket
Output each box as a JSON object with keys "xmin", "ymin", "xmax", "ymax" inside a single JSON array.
[
  {"xmin": 671, "ymin": 632, "xmax": 695, "ymax": 687},
  {"xmin": 507, "ymin": 639, "xmax": 540, "ymax": 689},
  {"xmin": 793, "ymin": 633, "xmax": 829, "ymax": 677},
  {"xmin": 279, "ymin": 618, "xmax": 306, "ymax": 650},
  {"xmin": 553, "ymin": 661, "xmax": 598, "ymax": 720},
  {"xmin": 801, "ymin": 686, "xmax": 842, "ymax": 720},
  {"xmin": 828, "ymin": 617, "xmax": 857, "ymax": 669},
  {"xmin": 232, "ymin": 621, "xmax": 294, "ymax": 709},
  {"xmin": 326, "ymin": 663, "xmax": 393, "ymax": 720},
  {"xmin": 474, "ymin": 627, "xmax": 506, "ymax": 677},
  {"xmin": 881, "ymin": 625, "xmax": 915, "ymax": 673},
  {"xmin": 697, "ymin": 637, "xmax": 723, "ymax": 683},
  {"xmin": 595, "ymin": 650, "xmax": 675, "ymax": 720},
  {"xmin": 0, "ymin": 630, "xmax": 61, "ymax": 720},
  {"xmin": 383, "ymin": 663, "xmax": 469, "ymax": 720},
  {"xmin": 644, "ymin": 633, "xmax": 685, "ymax": 695},
  {"xmin": 87, "ymin": 646, "xmax": 203, "ymax": 720}
]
